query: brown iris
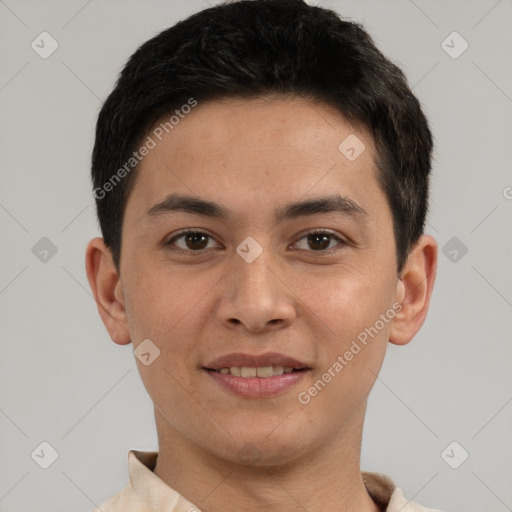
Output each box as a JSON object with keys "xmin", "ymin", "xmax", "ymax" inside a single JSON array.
[
  {"xmin": 184, "ymin": 232, "xmax": 209, "ymax": 250},
  {"xmin": 308, "ymin": 233, "xmax": 331, "ymax": 251}
]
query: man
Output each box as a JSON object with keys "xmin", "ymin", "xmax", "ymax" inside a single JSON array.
[{"xmin": 85, "ymin": 1, "xmax": 439, "ymax": 510}]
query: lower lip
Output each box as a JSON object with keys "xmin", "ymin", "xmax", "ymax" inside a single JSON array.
[{"xmin": 205, "ymin": 369, "xmax": 309, "ymax": 398}]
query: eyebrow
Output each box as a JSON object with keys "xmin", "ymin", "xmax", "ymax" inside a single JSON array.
[{"xmin": 146, "ymin": 193, "xmax": 368, "ymax": 222}]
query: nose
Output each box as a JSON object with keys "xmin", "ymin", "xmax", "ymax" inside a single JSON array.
[{"xmin": 216, "ymin": 250, "xmax": 297, "ymax": 333}]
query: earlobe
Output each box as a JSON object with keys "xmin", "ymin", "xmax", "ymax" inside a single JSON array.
[
  {"xmin": 85, "ymin": 237, "xmax": 131, "ymax": 345},
  {"xmin": 389, "ymin": 235, "xmax": 438, "ymax": 346}
]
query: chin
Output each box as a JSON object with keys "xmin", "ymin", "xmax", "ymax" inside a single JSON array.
[{"xmin": 213, "ymin": 424, "xmax": 313, "ymax": 467}]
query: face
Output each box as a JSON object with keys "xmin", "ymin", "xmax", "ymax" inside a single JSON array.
[{"xmin": 100, "ymin": 96, "xmax": 410, "ymax": 464}]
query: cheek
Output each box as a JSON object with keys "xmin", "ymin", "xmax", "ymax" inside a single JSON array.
[
  {"xmin": 124, "ymin": 266, "xmax": 208, "ymax": 411},
  {"xmin": 123, "ymin": 263, "xmax": 222, "ymax": 398},
  {"xmin": 124, "ymin": 262, "xmax": 211, "ymax": 341},
  {"xmin": 294, "ymin": 264, "xmax": 395, "ymax": 403},
  {"xmin": 296, "ymin": 277, "xmax": 391, "ymax": 429},
  {"xmin": 296, "ymin": 264, "xmax": 393, "ymax": 339}
]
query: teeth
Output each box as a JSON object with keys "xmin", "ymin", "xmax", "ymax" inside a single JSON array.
[
  {"xmin": 256, "ymin": 366, "xmax": 273, "ymax": 377},
  {"xmin": 240, "ymin": 367, "xmax": 256, "ymax": 378},
  {"xmin": 215, "ymin": 366, "xmax": 300, "ymax": 377},
  {"xmin": 272, "ymin": 365, "xmax": 284, "ymax": 376}
]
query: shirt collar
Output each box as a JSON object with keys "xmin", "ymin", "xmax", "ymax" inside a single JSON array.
[
  {"xmin": 128, "ymin": 449, "xmax": 397, "ymax": 511},
  {"xmin": 362, "ymin": 471, "xmax": 396, "ymax": 510},
  {"xmin": 128, "ymin": 450, "xmax": 198, "ymax": 510}
]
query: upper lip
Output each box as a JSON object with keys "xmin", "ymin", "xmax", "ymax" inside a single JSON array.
[{"xmin": 204, "ymin": 352, "xmax": 310, "ymax": 371}]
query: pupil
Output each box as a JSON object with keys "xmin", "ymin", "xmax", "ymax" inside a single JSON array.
[
  {"xmin": 186, "ymin": 233, "xmax": 208, "ymax": 250},
  {"xmin": 308, "ymin": 234, "xmax": 330, "ymax": 250}
]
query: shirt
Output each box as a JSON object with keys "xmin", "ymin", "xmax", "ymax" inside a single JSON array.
[{"xmin": 90, "ymin": 450, "xmax": 442, "ymax": 512}]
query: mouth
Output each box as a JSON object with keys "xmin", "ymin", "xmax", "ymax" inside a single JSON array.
[
  {"xmin": 203, "ymin": 352, "xmax": 311, "ymax": 398},
  {"xmin": 204, "ymin": 365, "xmax": 305, "ymax": 377},
  {"xmin": 204, "ymin": 351, "xmax": 310, "ymax": 372}
]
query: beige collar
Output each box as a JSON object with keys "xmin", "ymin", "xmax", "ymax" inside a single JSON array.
[{"xmin": 128, "ymin": 450, "xmax": 397, "ymax": 511}]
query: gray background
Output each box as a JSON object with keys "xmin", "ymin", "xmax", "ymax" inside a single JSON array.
[{"xmin": 1, "ymin": 0, "xmax": 511, "ymax": 511}]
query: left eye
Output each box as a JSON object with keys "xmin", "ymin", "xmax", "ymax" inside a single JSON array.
[{"xmin": 292, "ymin": 231, "xmax": 345, "ymax": 252}]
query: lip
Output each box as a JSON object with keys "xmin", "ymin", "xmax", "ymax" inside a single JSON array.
[
  {"xmin": 205, "ymin": 368, "xmax": 310, "ymax": 398},
  {"xmin": 203, "ymin": 352, "xmax": 311, "ymax": 399},
  {"xmin": 204, "ymin": 351, "xmax": 309, "ymax": 371}
]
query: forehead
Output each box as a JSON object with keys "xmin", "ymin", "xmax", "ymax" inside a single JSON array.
[{"xmin": 125, "ymin": 95, "xmax": 385, "ymax": 224}]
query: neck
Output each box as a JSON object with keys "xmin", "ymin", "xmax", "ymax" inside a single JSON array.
[{"xmin": 152, "ymin": 405, "xmax": 381, "ymax": 512}]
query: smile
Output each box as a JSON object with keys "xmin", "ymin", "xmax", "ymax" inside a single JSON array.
[
  {"xmin": 212, "ymin": 365, "xmax": 298, "ymax": 377},
  {"xmin": 204, "ymin": 366, "xmax": 309, "ymax": 398}
]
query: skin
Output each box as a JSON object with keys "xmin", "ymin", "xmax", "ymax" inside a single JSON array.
[{"xmin": 86, "ymin": 95, "xmax": 437, "ymax": 512}]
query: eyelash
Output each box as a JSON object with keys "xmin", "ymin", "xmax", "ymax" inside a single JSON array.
[{"xmin": 165, "ymin": 229, "xmax": 347, "ymax": 255}]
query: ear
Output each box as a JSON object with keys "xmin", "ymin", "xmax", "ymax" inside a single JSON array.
[
  {"xmin": 85, "ymin": 237, "xmax": 131, "ymax": 345},
  {"xmin": 389, "ymin": 234, "xmax": 438, "ymax": 346}
]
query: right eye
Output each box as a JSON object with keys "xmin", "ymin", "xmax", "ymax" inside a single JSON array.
[{"xmin": 166, "ymin": 230, "xmax": 222, "ymax": 252}]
